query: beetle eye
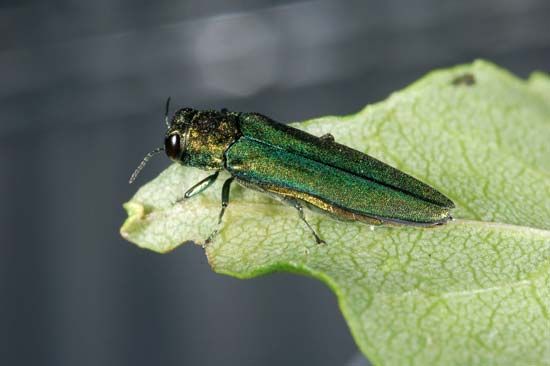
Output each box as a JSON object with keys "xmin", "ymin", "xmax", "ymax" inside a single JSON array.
[{"xmin": 165, "ymin": 133, "xmax": 181, "ymax": 160}]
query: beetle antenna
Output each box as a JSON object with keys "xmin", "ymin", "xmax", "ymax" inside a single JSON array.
[
  {"xmin": 129, "ymin": 147, "xmax": 164, "ymax": 184},
  {"xmin": 164, "ymin": 97, "xmax": 171, "ymax": 128}
]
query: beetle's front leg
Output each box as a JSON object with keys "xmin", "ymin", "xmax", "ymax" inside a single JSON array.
[
  {"xmin": 204, "ymin": 176, "xmax": 235, "ymax": 246},
  {"xmin": 175, "ymin": 171, "xmax": 220, "ymax": 204}
]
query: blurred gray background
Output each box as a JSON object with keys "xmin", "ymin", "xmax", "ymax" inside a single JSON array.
[{"xmin": 1, "ymin": 0, "xmax": 548, "ymax": 365}]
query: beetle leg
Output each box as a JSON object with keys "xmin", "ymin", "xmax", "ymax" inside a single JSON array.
[
  {"xmin": 205, "ymin": 176, "xmax": 235, "ymax": 246},
  {"xmin": 217, "ymin": 176, "xmax": 235, "ymax": 224},
  {"xmin": 320, "ymin": 133, "xmax": 335, "ymax": 143},
  {"xmin": 290, "ymin": 200, "xmax": 326, "ymax": 245},
  {"xmin": 177, "ymin": 171, "xmax": 220, "ymax": 203}
]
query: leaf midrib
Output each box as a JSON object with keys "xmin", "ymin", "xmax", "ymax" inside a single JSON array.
[{"xmin": 146, "ymin": 198, "xmax": 550, "ymax": 233}]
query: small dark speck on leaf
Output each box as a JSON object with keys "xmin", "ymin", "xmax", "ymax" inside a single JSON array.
[{"xmin": 452, "ymin": 73, "xmax": 476, "ymax": 86}]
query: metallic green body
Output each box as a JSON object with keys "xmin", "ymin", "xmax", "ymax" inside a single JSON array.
[{"xmin": 166, "ymin": 108, "xmax": 454, "ymax": 227}]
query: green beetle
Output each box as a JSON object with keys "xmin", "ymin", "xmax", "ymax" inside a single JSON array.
[{"xmin": 130, "ymin": 99, "xmax": 454, "ymax": 244}]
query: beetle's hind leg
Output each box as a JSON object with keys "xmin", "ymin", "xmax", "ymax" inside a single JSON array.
[
  {"xmin": 204, "ymin": 176, "xmax": 235, "ymax": 246},
  {"xmin": 320, "ymin": 133, "xmax": 335, "ymax": 143},
  {"xmin": 287, "ymin": 199, "xmax": 326, "ymax": 245}
]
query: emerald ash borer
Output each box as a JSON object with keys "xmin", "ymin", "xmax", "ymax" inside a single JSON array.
[{"xmin": 130, "ymin": 98, "xmax": 454, "ymax": 244}]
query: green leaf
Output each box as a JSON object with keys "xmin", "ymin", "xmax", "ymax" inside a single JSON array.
[{"xmin": 121, "ymin": 60, "xmax": 550, "ymax": 366}]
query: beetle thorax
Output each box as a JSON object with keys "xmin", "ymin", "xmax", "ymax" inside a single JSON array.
[{"xmin": 182, "ymin": 111, "xmax": 241, "ymax": 170}]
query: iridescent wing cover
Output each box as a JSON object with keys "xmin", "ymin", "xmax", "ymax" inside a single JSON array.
[{"xmin": 224, "ymin": 113, "xmax": 454, "ymax": 225}]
